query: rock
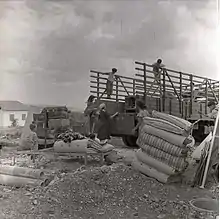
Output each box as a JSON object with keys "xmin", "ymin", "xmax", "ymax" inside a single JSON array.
[
  {"xmin": 157, "ymin": 214, "xmax": 166, "ymax": 219},
  {"xmin": 133, "ymin": 212, "xmax": 139, "ymax": 217},
  {"xmin": 25, "ymin": 192, "xmax": 32, "ymax": 196},
  {"xmin": 143, "ymin": 194, "xmax": 148, "ymax": 199},
  {"xmin": 33, "ymin": 200, "xmax": 38, "ymax": 205}
]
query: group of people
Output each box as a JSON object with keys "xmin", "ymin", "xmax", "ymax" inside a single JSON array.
[{"xmin": 84, "ymin": 94, "xmax": 151, "ymax": 142}]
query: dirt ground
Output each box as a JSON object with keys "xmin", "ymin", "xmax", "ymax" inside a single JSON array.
[{"xmin": 0, "ymin": 138, "xmax": 219, "ymax": 219}]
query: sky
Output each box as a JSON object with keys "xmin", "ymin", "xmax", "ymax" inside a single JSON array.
[{"xmin": 0, "ymin": 0, "xmax": 218, "ymax": 110}]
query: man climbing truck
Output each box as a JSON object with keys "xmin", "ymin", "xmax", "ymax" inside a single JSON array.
[{"xmin": 90, "ymin": 61, "xmax": 219, "ymax": 146}]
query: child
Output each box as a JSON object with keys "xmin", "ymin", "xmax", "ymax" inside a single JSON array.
[{"xmin": 28, "ymin": 123, "xmax": 38, "ymax": 163}]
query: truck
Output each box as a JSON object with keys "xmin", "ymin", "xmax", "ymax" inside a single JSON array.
[
  {"xmin": 33, "ymin": 106, "xmax": 70, "ymax": 148},
  {"xmin": 90, "ymin": 61, "xmax": 219, "ymax": 146},
  {"xmin": 33, "ymin": 106, "xmax": 86, "ymax": 148}
]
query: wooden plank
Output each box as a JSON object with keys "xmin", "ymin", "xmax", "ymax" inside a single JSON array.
[
  {"xmin": 207, "ymin": 79, "xmax": 219, "ymax": 102},
  {"xmin": 90, "ymin": 75, "xmax": 134, "ymax": 86},
  {"xmin": 205, "ymin": 79, "xmax": 208, "ymax": 114},
  {"xmin": 97, "ymin": 72, "xmax": 100, "ymax": 98},
  {"xmin": 162, "ymin": 70, "xmax": 166, "ymax": 111},
  {"xmin": 143, "ymin": 63, "xmax": 147, "ymax": 98},
  {"xmin": 116, "ymin": 77, "xmax": 119, "ymax": 102},
  {"xmin": 135, "ymin": 74, "xmax": 190, "ymax": 86},
  {"xmin": 90, "ymin": 91, "xmax": 125, "ymax": 101},
  {"xmin": 90, "ymin": 80, "xmax": 134, "ymax": 90},
  {"xmin": 118, "ymin": 77, "xmax": 130, "ymax": 96},
  {"xmin": 164, "ymin": 69, "xmax": 180, "ymax": 101},
  {"xmin": 135, "ymin": 61, "xmax": 219, "ymax": 82},
  {"xmin": 90, "ymin": 85, "xmax": 132, "ymax": 93},
  {"xmin": 179, "ymin": 71, "xmax": 183, "ymax": 116},
  {"xmin": 90, "ymin": 70, "xmax": 134, "ymax": 81}
]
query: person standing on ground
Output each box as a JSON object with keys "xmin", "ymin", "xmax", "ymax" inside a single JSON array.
[
  {"xmin": 28, "ymin": 123, "xmax": 38, "ymax": 164},
  {"xmin": 152, "ymin": 59, "xmax": 165, "ymax": 84},
  {"xmin": 132, "ymin": 100, "xmax": 150, "ymax": 136},
  {"xmin": 96, "ymin": 103, "xmax": 118, "ymax": 143},
  {"xmin": 103, "ymin": 68, "xmax": 118, "ymax": 98},
  {"xmin": 84, "ymin": 95, "xmax": 97, "ymax": 135},
  {"xmin": 207, "ymin": 101, "xmax": 218, "ymax": 119}
]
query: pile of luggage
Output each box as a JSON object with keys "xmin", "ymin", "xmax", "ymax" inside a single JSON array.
[{"xmin": 132, "ymin": 111, "xmax": 195, "ymax": 183}]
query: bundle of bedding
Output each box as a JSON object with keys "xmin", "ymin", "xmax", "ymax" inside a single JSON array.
[
  {"xmin": 55, "ymin": 129, "xmax": 85, "ymax": 143},
  {"xmin": 132, "ymin": 111, "xmax": 195, "ymax": 183}
]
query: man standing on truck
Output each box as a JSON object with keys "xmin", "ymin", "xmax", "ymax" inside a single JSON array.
[
  {"xmin": 103, "ymin": 68, "xmax": 118, "ymax": 98},
  {"xmin": 152, "ymin": 59, "xmax": 165, "ymax": 84}
]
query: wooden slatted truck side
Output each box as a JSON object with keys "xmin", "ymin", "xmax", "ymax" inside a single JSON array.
[{"xmin": 90, "ymin": 61, "xmax": 219, "ymax": 146}]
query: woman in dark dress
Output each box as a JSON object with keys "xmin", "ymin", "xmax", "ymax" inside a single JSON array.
[
  {"xmin": 97, "ymin": 103, "xmax": 118, "ymax": 142},
  {"xmin": 84, "ymin": 95, "xmax": 97, "ymax": 134}
]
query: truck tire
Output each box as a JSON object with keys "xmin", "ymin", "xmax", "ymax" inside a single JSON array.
[{"xmin": 122, "ymin": 135, "xmax": 138, "ymax": 147}]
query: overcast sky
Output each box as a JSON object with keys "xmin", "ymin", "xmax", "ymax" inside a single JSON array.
[{"xmin": 0, "ymin": 0, "xmax": 218, "ymax": 110}]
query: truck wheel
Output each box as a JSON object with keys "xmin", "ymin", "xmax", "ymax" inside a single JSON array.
[{"xmin": 122, "ymin": 135, "xmax": 138, "ymax": 147}]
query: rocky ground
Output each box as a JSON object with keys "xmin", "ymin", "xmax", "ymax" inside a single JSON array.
[{"xmin": 0, "ymin": 138, "xmax": 219, "ymax": 219}]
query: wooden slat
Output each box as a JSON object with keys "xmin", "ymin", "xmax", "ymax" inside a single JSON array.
[
  {"xmin": 135, "ymin": 74, "xmax": 190, "ymax": 86},
  {"xmin": 90, "ymin": 86, "xmax": 131, "ymax": 95},
  {"xmin": 90, "ymin": 70, "xmax": 134, "ymax": 80},
  {"xmin": 90, "ymin": 91, "xmax": 125, "ymax": 101},
  {"xmin": 135, "ymin": 61, "xmax": 219, "ymax": 82},
  {"xmin": 90, "ymin": 80, "xmax": 134, "ymax": 90},
  {"xmin": 90, "ymin": 75, "xmax": 134, "ymax": 85}
]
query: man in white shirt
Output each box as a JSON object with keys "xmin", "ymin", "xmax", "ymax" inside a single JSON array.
[
  {"xmin": 104, "ymin": 68, "xmax": 117, "ymax": 98},
  {"xmin": 152, "ymin": 59, "xmax": 165, "ymax": 84}
]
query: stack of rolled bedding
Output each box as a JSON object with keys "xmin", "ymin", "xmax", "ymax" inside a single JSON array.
[{"xmin": 132, "ymin": 110, "xmax": 195, "ymax": 183}]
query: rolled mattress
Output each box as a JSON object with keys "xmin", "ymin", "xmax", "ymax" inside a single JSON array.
[
  {"xmin": 141, "ymin": 125, "xmax": 193, "ymax": 147},
  {"xmin": 143, "ymin": 117, "xmax": 189, "ymax": 136},
  {"xmin": 137, "ymin": 142, "xmax": 188, "ymax": 171},
  {"xmin": 137, "ymin": 132, "xmax": 189, "ymax": 157},
  {"xmin": 132, "ymin": 159, "xmax": 169, "ymax": 184},
  {"xmin": 136, "ymin": 149, "xmax": 176, "ymax": 175},
  {"xmin": 152, "ymin": 110, "xmax": 192, "ymax": 132}
]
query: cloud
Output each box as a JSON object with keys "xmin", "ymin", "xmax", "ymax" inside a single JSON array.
[{"xmin": 0, "ymin": 0, "xmax": 218, "ymax": 109}]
